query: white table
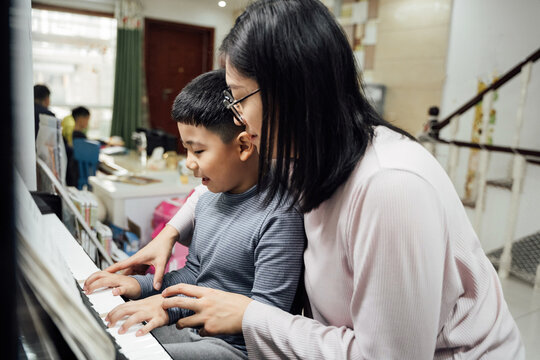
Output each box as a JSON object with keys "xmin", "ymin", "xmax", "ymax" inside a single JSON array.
[{"xmin": 89, "ymin": 151, "xmax": 200, "ymax": 246}]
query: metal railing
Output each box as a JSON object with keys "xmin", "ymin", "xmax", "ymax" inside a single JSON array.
[{"xmin": 419, "ymin": 47, "xmax": 540, "ymax": 288}]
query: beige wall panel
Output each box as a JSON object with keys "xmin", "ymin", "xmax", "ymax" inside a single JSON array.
[
  {"xmin": 373, "ymin": 58, "xmax": 446, "ymax": 88},
  {"xmin": 384, "ymin": 87, "xmax": 442, "ymax": 134},
  {"xmin": 378, "ymin": 0, "xmax": 452, "ymax": 31},
  {"xmin": 376, "ymin": 26, "xmax": 449, "ymax": 60}
]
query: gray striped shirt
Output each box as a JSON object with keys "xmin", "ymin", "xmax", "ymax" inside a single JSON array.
[{"xmin": 134, "ymin": 185, "xmax": 306, "ymax": 353}]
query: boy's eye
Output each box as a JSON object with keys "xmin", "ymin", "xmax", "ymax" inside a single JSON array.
[{"xmin": 194, "ymin": 150, "xmax": 204, "ymax": 155}]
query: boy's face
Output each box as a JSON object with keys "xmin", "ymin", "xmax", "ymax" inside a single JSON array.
[
  {"xmin": 178, "ymin": 123, "xmax": 256, "ymax": 194},
  {"xmin": 77, "ymin": 115, "xmax": 90, "ymax": 130}
]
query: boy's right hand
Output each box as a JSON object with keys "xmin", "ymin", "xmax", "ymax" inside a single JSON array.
[
  {"xmin": 83, "ymin": 271, "xmax": 141, "ymax": 299},
  {"xmin": 106, "ymin": 294, "xmax": 170, "ymax": 337}
]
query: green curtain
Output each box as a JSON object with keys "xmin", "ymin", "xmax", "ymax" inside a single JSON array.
[{"xmin": 110, "ymin": 27, "xmax": 142, "ymax": 149}]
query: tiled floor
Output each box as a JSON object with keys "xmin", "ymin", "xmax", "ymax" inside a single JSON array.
[{"xmin": 500, "ymin": 276, "xmax": 540, "ymax": 359}]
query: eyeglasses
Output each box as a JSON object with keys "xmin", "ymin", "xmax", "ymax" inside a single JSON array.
[{"xmin": 222, "ymin": 88, "xmax": 260, "ymax": 126}]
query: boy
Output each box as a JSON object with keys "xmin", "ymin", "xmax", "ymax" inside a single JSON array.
[
  {"xmin": 64, "ymin": 106, "xmax": 91, "ymax": 186},
  {"xmin": 63, "ymin": 106, "xmax": 91, "ymax": 147},
  {"xmin": 83, "ymin": 70, "xmax": 305, "ymax": 360}
]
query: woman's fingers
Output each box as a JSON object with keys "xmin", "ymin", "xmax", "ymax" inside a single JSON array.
[
  {"xmin": 105, "ymin": 256, "xmax": 150, "ymax": 276},
  {"xmin": 104, "ymin": 257, "xmax": 137, "ymax": 274},
  {"xmin": 161, "ymin": 284, "xmax": 250, "ymax": 335},
  {"xmin": 152, "ymin": 261, "xmax": 166, "ymax": 291},
  {"xmin": 162, "ymin": 283, "xmax": 210, "ymax": 299},
  {"xmin": 162, "ymin": 294, "xmax": 202, "ymax": 313},
  {"xmin": 176, "ymin": 312, "xmax": 205, "ymax": 330}
]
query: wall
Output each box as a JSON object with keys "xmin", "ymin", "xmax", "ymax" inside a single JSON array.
[
  {"xmin": 436, "ymin": 0, "xmax": 540, "ymax": 251},
  {"xmin": 439, "ymin": 0, "xmax": 540, "ymax": 149},
  {"xmin": 371, "ymin": 0, "xmax": 452, "ymax": 135}
]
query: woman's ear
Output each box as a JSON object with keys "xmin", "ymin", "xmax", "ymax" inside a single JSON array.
[{"xmin": 236, "ymin": 131, "xmax": 255, "ymax": 161}]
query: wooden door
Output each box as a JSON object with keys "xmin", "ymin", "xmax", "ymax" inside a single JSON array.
[{"xmin": 145, "ymin": 18, "xmax": 214, "ymax": 154}]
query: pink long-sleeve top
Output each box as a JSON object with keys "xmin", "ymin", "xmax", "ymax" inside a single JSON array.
[{"xmin": 241, "ymin": 127, "xmax": 524, "ymax": 359}]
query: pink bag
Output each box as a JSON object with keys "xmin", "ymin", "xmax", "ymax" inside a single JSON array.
[
  {"xmin": 152, "ymin": 196, "xmax": 190, "ymax": 230},
  {"xmin": 147, "ymin": 189, "xmax": 195, "ymax": 274}
]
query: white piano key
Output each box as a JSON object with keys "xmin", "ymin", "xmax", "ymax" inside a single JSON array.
[
  {"xmin": 87, "ymin": 288, "xmax": 125, "ymax": 314},
  {"xmin": 124, "ymin": 348, "xmax": 172, "ymax": 360}
]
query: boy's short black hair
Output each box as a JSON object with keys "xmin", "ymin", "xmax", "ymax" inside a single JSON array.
[
  {"xmin": 72, "ymin": 106, "xmax": 90, "ymax": 120},
  {"xmin": 171, "ymin": 69, "xmax": 243, "ymax": 143},
  {"xmin": 33, "ymin": 84, "xmax": 50, "ymax": 102}
]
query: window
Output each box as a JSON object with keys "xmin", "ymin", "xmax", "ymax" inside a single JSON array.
[{"xmin": 32, "ymin": 8, "xmax": 117, "ymax": 141}]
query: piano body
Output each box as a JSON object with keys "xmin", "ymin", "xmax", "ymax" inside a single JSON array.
[
  {"xmin": 46, "ymin": 214, "xmax": 172, "ymax": 360},
  {"xmin": 16, "ymin": 161, "xmax": 172, "ymax": 359}
]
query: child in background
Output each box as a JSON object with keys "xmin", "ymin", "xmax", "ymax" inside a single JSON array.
[
  {"xmin": 63, "ymin": 106, "xmax": 91, "ymax": 146},
  {"xmin": 83, "ymin": 69, "xmax": 306, "ymax": 360},
  {"xmin": 64, "ymin": 106, "xmax": 91, "ymax": 187}
]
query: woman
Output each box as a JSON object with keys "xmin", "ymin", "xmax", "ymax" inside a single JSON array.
[{"xmin": 107, "ymin": 0, "xmax": 524, "ymax": 358}]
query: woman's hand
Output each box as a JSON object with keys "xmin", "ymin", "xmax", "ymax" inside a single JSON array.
[
  {"xmin": 105, "ymin": 225, "xmax": 178, "ymax": 290},
  {"xmin": 106, "ymin": 295, "xmax": 169, "ymax": 336},
  {"xmin": 161, "ymin": 284, "xmax": 253, "ymax": 336}
]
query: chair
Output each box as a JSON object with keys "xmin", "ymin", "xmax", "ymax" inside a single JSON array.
[{"xmin": 72, "ymin": 138, "xmax": 101, "ymax": 190}]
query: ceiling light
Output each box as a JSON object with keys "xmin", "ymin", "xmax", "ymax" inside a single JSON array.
[{"xmin": 218, "ymin": 1, "xmax": 227, "ymax": 7}]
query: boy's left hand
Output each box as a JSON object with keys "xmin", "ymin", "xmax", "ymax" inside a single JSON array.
[
  {"xmin": 83, "ymin": 270, "xmax": 141, "ymax": 299},
  {"xmin": 106, "ymin": 294, "xmax": 169, "ymax": 336}
]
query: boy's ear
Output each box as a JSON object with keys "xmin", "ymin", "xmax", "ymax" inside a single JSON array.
[{"xmin": 236, "ymin": 131, "xmax": 255, "ymax": 161}]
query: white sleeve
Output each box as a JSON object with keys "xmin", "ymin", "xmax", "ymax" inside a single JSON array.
[
  {"xmin": 242, "ymin": 170, "xmax": 447, "ymax": 359},
  {"xmin": 166, "ymin": 184, "xmax": 208, "ymax": 246}
]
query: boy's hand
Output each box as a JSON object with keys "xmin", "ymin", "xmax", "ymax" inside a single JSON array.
[
  {"xmin": 83, "ymin": 271, "xmax": 141, "ymax": 299},
  {"xmin": 106, "ymin": 295, "xmax": 169, "ymax": 336}
]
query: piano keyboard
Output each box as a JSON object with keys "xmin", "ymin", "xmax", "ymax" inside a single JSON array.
[{"xmin": 44, "ymin": 214, "xmax": 172, "ymax": 360}]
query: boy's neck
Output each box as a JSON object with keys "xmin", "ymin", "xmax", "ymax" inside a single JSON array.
[
  {"xmin": 226, "ymin": 173, "xmax": 258, "ymax": 194},
  {"xmin": 226, "ymin": 156, "xmax": 259, "ymax": 194}
]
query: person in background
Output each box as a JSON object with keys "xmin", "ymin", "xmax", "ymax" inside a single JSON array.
[
  {"xmin": 103, "ymin": 0, "xmax": 524, "ymax": 358},
  {"xmin": 63, "ymin": 106, "xmax": 90, "ymax": 146},
  {"xmin": 64, "ymin": 106, "xmax": 91, "ymax": 186},
  {"xmin": 83, "ymin": 70, "xmax": 306, "ymax": 360},
  {"xmin": 33, "ymin": 84, "xmax": 55, "ymax": 138}
]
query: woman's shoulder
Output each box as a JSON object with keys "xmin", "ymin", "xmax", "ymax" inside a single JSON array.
[
  {"xmin": 350, "ymin": 126, "xmax": 443, "ymax": 186},
  {"xmin": 321, "ymin": 126, "xmax": 445, "ymax": 207}
]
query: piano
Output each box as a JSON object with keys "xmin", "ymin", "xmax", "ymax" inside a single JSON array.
[
  {"xmin": 45, "ymin": 213, "xmax": 172, "ymax": 360},
  {"xmin": 16, "ymin": 160, "xmax": 172, "ymax": 359}
]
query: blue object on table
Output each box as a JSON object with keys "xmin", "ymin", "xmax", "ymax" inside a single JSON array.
[
  {"xmin": 73, "ymin": 138, "xmax": 101, "ymax": 190},
  {"xmin": 123, "ymin": 231, "xmax": 140, "ymax": 256}
]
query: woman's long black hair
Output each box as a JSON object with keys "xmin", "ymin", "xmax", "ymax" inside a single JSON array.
[{"xmin": 221, "ymin": 0, "xmax": 413, "ymax": 213}]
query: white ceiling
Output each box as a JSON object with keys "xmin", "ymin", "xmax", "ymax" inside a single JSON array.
[{"xmin": 34, "ymin": 0, "xmax": 252, "ymax": 13}]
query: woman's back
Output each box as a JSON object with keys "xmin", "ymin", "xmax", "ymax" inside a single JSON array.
[{"xmin": 284, "ymin": 126, "xmax": 523, "ymax": 358}]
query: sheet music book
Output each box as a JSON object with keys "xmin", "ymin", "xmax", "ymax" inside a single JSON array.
[{"xmin": 15, "ymin": 171, "xmax": 116, "ymax": 359}]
